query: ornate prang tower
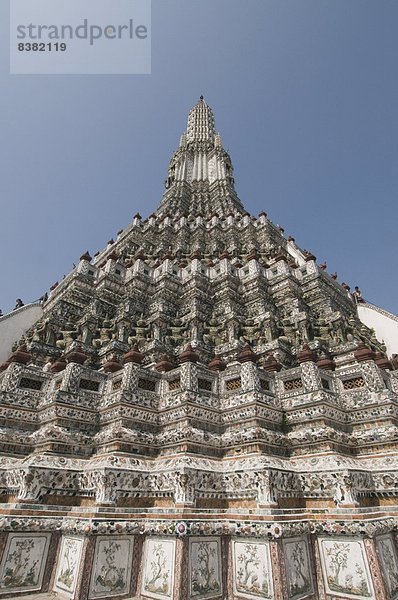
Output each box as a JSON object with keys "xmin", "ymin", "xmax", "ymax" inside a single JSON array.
[{"xmin": 1, "ymin": 98, "xmax": 398, "ymax": 599}]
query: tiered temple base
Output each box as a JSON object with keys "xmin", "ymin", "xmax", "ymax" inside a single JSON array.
[{"xmin": 0, "ymin": 505, "xmax": 397, "ymax": 599}]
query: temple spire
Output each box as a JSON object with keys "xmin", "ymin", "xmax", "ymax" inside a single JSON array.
[
  {"xmin": 186, "ymin": 96, "xmax": 216, "ymax": 144},
  {"xmin": 157, "ymin": 98, "xmax": 244, "ymax": 217}
]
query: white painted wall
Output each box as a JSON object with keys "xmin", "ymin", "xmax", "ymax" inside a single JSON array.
[
  {"xmin": 358, "ymin": 302, "xmax": 398, "ymax": 358},
  {"xmin": 0, "ymin": 303, "xmax": 43, "ymax": 363}
]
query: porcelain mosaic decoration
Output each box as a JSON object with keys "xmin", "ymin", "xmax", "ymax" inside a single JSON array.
[
  {"xmin": 318, "ymin": 538, "xmax": 374, "ymax": 599},
  {"xmin": 54, "ymin": 536, "xmax": 84, "ymax": 597},
  {"xmin": 283, "ymin": 537, "xmax": 313, "ymax": 600},
  {"xmin": 89, "ymin": 536, "xmax": 133, "ymax": 599},
  {"xmin": 142, "ymin": 538, "xmax": 175, "ymax": 600},
  {"xmin": 375, "ymin": 534, "xmax": 398, "ymax": 600},
  {"xmin": 232, "ymin": 539, "xmax": 273, "ymax": 599},
  {"xmin": 0, "ymin": 98, "xmax": 398, "ymax": 599},
  {"xmin": 0, "ymin": 533, "xmax": 50, "ymax": 593},
  {"xmin": 189, "ymin": 538, "xmax": 222, "ymax": 599}
]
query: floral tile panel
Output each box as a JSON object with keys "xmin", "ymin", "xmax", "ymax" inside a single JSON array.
[
  {"xmin": 318, "ymin": 538, "xmax": 374, "ymax": 600},
  {"xmin": 142, "ymin": 537, "xmax": 175, "ymax": 600},
  {"xmin": 0, "ymin": 533, "xmax": 50, "ymax": 593},
  {"xmin": 190, "ymin": 538, "xmax": 222, "ymax": 599},
  {"xmin": 283, "ymin": 536, "xmax": 314, "ymax": 600},
  {"xmin": 54, "ymin": 536, "xmax": 84, "ymax": 597},
  {"xmin": 89, "ymin": 536, "xmax": 134, "ymax": 599},
  {"xmin": 232, "ymin": 539, "xmax": 273, "ymax": 600},
  {"xmin": 375, "ymin": 534, "xmax": 398, "ymax": 600}
]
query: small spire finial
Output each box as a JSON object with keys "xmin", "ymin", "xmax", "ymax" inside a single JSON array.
[{"xmin": 186, "ymin": 97, "xmax": 215, "ymax": 144}]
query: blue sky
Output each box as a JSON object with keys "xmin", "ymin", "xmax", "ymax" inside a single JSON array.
[{"xmin": 0, "ymin": 0, "xmax": 397, "ymax": 314}]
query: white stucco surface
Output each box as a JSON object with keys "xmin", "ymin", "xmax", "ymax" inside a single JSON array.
[
  {"xmin": 357, "ymin": 302, "xmax": 398, "ymax": 358},
  {"xmin": 0, "ymin": 303, "xmax": 43, "ymax": 363}
]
